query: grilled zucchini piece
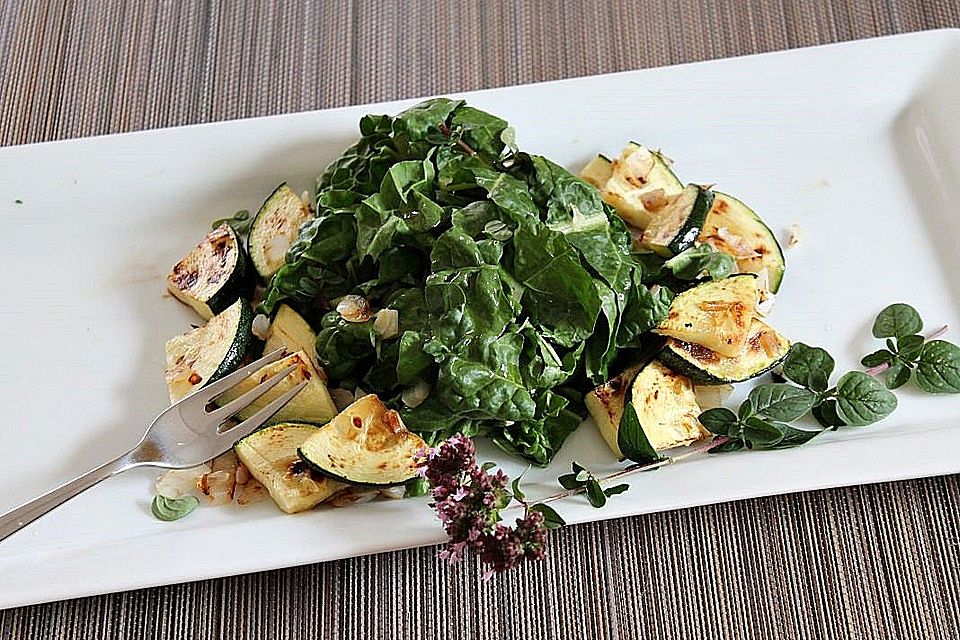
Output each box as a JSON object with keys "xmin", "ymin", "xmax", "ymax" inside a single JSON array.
[
  {"xmin": 216, "ymin": 351, "xmax": 337, "ymax": 425},
  {"xmin": 700, "ymin": 192, "xmax": 786, "ymax": 294},
  {"xmin": 167, "ymin": 224, "xmax": 251, "ymax": 320},
  {"xmin": 298, "ymin": 395, "xmax": 426, "ymax": 487},
  {"xmin": 587, "ymin": 143, "xmax": 684, "ymax": 229},
  {"xmin": 234, "ymin": 423, "xmax": 346, "ymax": 513},
  {"xmin": 659, "ymin": 318, "xmax": 790, "ymax": 385},
  {"xmin": 654, "ymin": 274, "xmax": 758, "ymax": 358},
  {"xmin": 579, "ymin": 154, "xmax": 614, "ymax": 188},
  {"xmin": 248, "ymin": 183, "xmax": 312, "ymax": 279},
  {"xmin": 586, "ymin": 361, "xmax": 707, "ymax": 459},
  {"xmin": 640, "ymin": 184, "xmax": 714, "ymax": 257},
  {"xmin": 164, "ymin": 298, "xmax": 254, "ymax": 402},
  {"xmin": 264, "ymin": 304, "xmax": 322, "ymax": 374}
]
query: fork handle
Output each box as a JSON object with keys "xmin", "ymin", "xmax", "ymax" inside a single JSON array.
[{"xmin": 0, "ymin": 453, "xmax": 134, "ymax": 543}]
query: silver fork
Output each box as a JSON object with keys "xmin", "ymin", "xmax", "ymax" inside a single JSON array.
[{"xmin": 0, "ymin": 349, "xmax": 305, "ymax": 543}]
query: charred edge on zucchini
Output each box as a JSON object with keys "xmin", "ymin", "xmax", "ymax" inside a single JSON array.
[
  {"xmin": 248, "ymin": 183, "xmax": 313, "ymax": 280},
  {"xmin": 234, "ymin": 422, "xmax": 346, "ymax": 513},
  {"xmin": 658, "ymin": 318, "xmax": 790, "ymax": 385},
  {"xmin": 654, "ymin": 273, "xmax": 758, "ymax": 358},
  {"xmin": 297, "ymin": 394, "xmax": 426, "ymax": 487},
  {"xmin": 164, "ymin": 298, "xmax": 255, "ymax": 403},
  {"xmin": 167, "ymin": 224, "xmax": 251, "ymax": 320},
  {"xmin": 640, "ymin": 184, "xmax": 714, "ymax": 257}
]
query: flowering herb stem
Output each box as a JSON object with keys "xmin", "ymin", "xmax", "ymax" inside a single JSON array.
[{"xmin": 528, "ymin": 436, "xmax": 730, "ymax": 508}]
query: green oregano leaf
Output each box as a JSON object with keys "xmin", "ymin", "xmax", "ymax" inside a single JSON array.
[
  {"xmin": 861, "ymin": 349, "xmax": 895, "ymax": 368},
  {"xmin": 585, "ymin": 480, "xmax": 607, "ymax": 508},
  {"xmin": 811, "ymin": 399, "xmax": 845, "ymax": 428},
  {"xmin": 872, "ymin": 303, "xmax": 923, "ymax": 339},
  {"xmin": 557, "ymin": 473, "xmax": 582, "ymax": 490},
  {"xmin": 914, "ymin": 340, "xmax": 960, "ymax": 394},
  {"xmin": 834, "ymin": 371, "xmax": 898, "ymax": 425},
  {"xmin": 530, "ymin": 503, "xmax": 565, "ymax": 529},
  {"xmin": 742, "ymin": 417, "xmax": 785, "ymax": 448},
  {"xmin": 698, "ymin": 408, "xmax": 738, "ymax": 436},
  {"xmin": 151, "ymin": 494, "xmax": 199, "ymax": 522},
  {"xmin": 511, "ymin": 476, "xmax": 526, "ymax": 502},
  {"xmin": 747, "ymin": 383, "xmax": 818, "ymax": 422},
  {"xmin": 782, "ymin": 343, "xmax": 835, "ymax": 391},
  {"xmin": 883, "ymin": 363, "xmax": 911, "ymax": 390},
  {"xmin": 211, "ymin": 209, "xmax": 253, "ymax": 235},
  {"xmin": 405, "ymin": 477, "xmax": 430, "ymax": 497},
  {"xmin": 896, "ymin": 334, "xmax": 925, "ymax": 362},
  {"xmin": 604, "ymin": 483, "xmax": 630, "ymax": 497},
  {"xmin": 617, "ymin": 403, "xmax": 661, "ymax": 464}
]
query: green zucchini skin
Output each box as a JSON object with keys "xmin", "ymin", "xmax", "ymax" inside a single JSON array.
[
  {"xmin": 206, "ymin": 245, "xmax": 252, "ymax": 316},
  {"xmin": 641, "ymin": 184, "xmax": 714, "ymax": 257},
  {"xmin": 700, "ymin": 192, "xmax": 785, "ymax": 293},
  {"xmin": 207, "ymin": 298, "xmax": 256, "ymax": 383},
  {"xmin": 248, "ymin": 183, "xmax": 313, "ymax": 280}
]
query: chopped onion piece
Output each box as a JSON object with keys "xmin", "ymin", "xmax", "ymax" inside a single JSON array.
[
  {"xmin": 787, "ymin": 223, "xmax": 804, "ymax": 249},
  {"xmin": 379, "ymin": 485, "xmax": 407, "ymax": 500},
  {"xmin": 716, "ymin": 227, "xmax": 761, "ymax": 259},
  {"xmin": 401, "ymin": 381, "xmax": 431, "ymax": 408},
  {"xmin": 640, "ymin": 188, "xmax": 668, "ymax": 213},
  {"xmin": 156, "ymin": 464, "xmax": 210, "ymax": 499},
  {"xmin": 328, "ymin": 488, "xmax": 378, "ymax": 507},
  {"xmin": 251, "ymin": 314, "xmax": 271, "ymax": 340},
  {"xmin": 336, "ymin": 295, "xmax": 372, "ymax": 323},
  {"xmin": 197, "ymin": 470, "xmax": 235, "ymax": 506},
  {"xmin": 694, "ymin": 384, "xmax": 734, "ymax": 410},
  {"xmin": 373, "ymin": 309, "xmax": 399, "ymax": 339}
]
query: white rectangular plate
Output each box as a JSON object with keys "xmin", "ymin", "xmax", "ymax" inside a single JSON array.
[{"xmin": 2, "ymin": 30, "xmax": 959, "ymax": 608}]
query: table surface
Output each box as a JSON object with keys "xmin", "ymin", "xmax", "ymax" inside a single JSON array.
[{"xmin": 2, "ymin": 1, "xmax": 959, "ymax": 638}]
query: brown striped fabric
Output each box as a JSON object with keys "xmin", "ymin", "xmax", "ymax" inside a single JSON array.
[{"xmin": 1, "ymin": 1, "xmax": 959, "ymax": 638}]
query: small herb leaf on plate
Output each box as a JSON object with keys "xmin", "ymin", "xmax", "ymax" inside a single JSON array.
[
  {"xmin": 861, "ymin": 349, "xmax": 895, "ymax": 368},
  {"xmin": 511, "ymin": 476, "xmax": 526, "ymax": 502},
  {"xmin": 742, "ymin": 417, "xmax": 785, "ymax": 448},
  {"xmin": 872, "ymin": 303, "xmax": 923, "ymax": 339},
  {"xmin": 663, "ymin": 244, "xmax": 736, "ymax": 281},
  {"xmin": 897, "ymin": 334, "xmax": 926, "ymax": 362},
  {"xmin": 698, "ymin": 407, "xmax": 738, "ymax": 436},
  {"xmin": 782, "ymin": 343, "xmax": 835, "ymax": 391},
  {"xmin": 914, "ymin": 340, "xmax": 960, "ymax": 394},
  {"xmin": 811, "ymin": 399, "xmax": 846, "ymax": 428},
  {"xmin": 604, "ymin": 483, "xmax": 630, "ymax": 497},
  {"xmin": 151, "ymin": 494, "xmax": 200, "ymax": 522},
  {"xmin": 617, "ymin": 403, "xmax": 661, "ymax": 464},
  {"xmin": 530, "ymin": 503, "xmax": 566, "ymax": 529},
  {"xmin": 585, "ymin": 479, "xmax": 607, "ymax": 508},
  {"xmin": 747, "ymin": 383, "xmax": 818, "ymax": 422},
  {"xmin": 834, "ymin": 371, "xmax": 898, "ymax": 425},
  {"xmin": 883, "ymin": 362, "xmax": 912, "ymax": 390}
]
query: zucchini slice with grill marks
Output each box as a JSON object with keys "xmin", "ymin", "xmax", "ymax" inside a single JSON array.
[
  {"xmin": 234, "ymin": 422, "xmax": 346, "ymax": 513},
  {"xmin": 298, "ymin": 394, "xmax": 426, "ymax": 487},
  {"xmin": 166, "ymin": 224, "xmax": 251, "ymax": 319},
  {"xmin": 248, "ymin": 183, "xmax": 313, "ymax": 279},
  {"xmin": 264, "ymin": 304, "xmax": 322, "ymax": 375},
  {"xmin": 585, "ymin": 360, "xmax": 707, "ymax": 459},
  {"xmin": 658, "ymin": 318, "xmax": 790, "ymax": 385},
  {"xmin": 216, "ymin": 351, "xmax": 338, "ymax": 425},
  {"xmin": 587, "ymin": 143, "xmax": 684, "ymax": 229},
  {"xmin": 640, "ymin": 184, "xmax": 714, "ymax": 257},
  {"xmin": 700, "ymin": 192, "xmax": 786, "ymax": 294},
  {"xmin": 164, "ymin": 298, "xmax": 254, "ymax": 403},
  {"xmin": 654, "ymin": 274, "xmax": 758, "ymax": 358}
]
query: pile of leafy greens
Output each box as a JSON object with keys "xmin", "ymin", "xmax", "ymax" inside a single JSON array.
[{"xmin": 261, "ymin": 98, "xmax": 673, "ymax": 465}]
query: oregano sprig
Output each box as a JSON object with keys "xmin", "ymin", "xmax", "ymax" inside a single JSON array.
[
  {"xmin": 557, "ymin": 462, "xmax": 629, "ymax": 508},
  {"xmin": 860, "ymin": 303, "xmax": 960, "ymax": 393}
]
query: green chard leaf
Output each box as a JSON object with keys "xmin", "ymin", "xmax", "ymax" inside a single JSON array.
[
  {"xmin": 872, "ymin": 303, "xmax": 923, "ymax": 339},
  {"xmin": 834, "ymin": 371, "xmax": 898, "ymax": 425},
  {"xmin": 914, "ymin": 340, "xmax": 960, "ymax": 394}
]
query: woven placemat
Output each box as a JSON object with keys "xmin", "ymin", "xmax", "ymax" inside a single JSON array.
[{"xmin": 1, "ymin": 1, "xmax": 959, "ymax": 638}]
